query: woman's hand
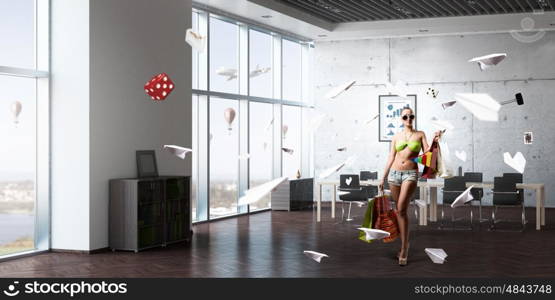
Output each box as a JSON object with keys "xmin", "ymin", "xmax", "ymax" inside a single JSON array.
[
  {"xmin": 432, "ymin": 130, "xmax": 442, "ymax": 143},
  {"xmin": 377, "ymin": 178, "xmax": 385, "ymax": 193}
]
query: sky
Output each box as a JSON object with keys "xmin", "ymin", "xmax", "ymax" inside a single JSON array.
[{"xmin": 0, "ymin": 0, "xmax": 36, "ymax": 182}]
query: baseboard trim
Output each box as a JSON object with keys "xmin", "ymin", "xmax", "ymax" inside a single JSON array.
[{"xmin": 50, "ymin": 247, "xmax": 110, "ymax": 254}]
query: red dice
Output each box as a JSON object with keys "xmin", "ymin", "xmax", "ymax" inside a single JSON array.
[{"xmin": 144, "ymin": 73, "xmax": 175, "ymax": 101}]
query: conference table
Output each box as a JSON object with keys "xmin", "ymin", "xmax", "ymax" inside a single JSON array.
[{"xmin": 315, "ymin": 179, "xmax": 546, "ymax": 230}]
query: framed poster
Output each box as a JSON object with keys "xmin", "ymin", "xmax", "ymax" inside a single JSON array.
[{"xmin": 378, "ymin": 95, "xmax": 417, "ymax": 142}]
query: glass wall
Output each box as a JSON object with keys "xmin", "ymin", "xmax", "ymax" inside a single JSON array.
[
  {"xmin": 209, "ymin": 98, "xmax": 240, "ymax": 218},
  {"xmin": 0, "ymin": 0, "xmax": 49, "ymax": 259},
  {"xmin": 191, "ymin": 8, "xmax": 312, "ymax": 222},
  {"xmin": 249, "ymin": 29, "xmax": 273, "ymax": 98},
  {"xmin": 249, "ymin": 102, "xmax": 274, "ymax": 210},
  {"xmin": 209, "ymin": 17, "xmax": 239, "ymax": 94},
  {"xmin": 282, "ymin": 39, "xmax": 302, "ymax": 102},
  {"xmin": 282, "ymin": 105, "xmax": 302, "ymax": 179}
]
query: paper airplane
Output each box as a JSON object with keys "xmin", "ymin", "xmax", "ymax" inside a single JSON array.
[
  {"xmin": 163, "ymin": 145, "xmax": 192, "ymax": 160},
  {"xmin": 309, "ymin": 113, "xmax": 327, "ymax": 132},
  {"xmin": 238, "ymin": 153, "xmax": 250, "ymax": 160},
  {"xmin": 185, "ymin": 29, "xmax": 206, "ymax": 53},
  {"xmin": 265, "ymin": 118, "xmax": 274, "ymax": 131},
  {"xmin": 216, "ymin": 67, "xmax": 238, "ymax": 81},
  {"xmin": 238, "ymin": 177, "xmax": 288, "ymax": 206},
  {"xmin": 318, "ymin": 156, "xmax": 357, "ymax": 179},
  {"xmin": 366, "ymin": 114, "xmax": 380, "ymax": 125},
  {"xmin": 503, "ymin": 152, "xmax": 526, "ymax": 174},
  {"xmin": 454, "ymin": 93, "xmax": 501, "ymax": 122},
  {"xmin": 325, "ymin": 80, "xmax": 356, "ymax": 99},
  {"xmin": 468, "ymin": 53, "xmax": 507, "ymax": 71},
  {"xmin": 425, "ymin": 248, "xmax": 448, "ymax": 264},
  {"xmin": 355, "ymin": 201, "xmax": 366, "ymax": 207},
  {"xmin": 249, "ymin": 64, "xmax": 271, "ymax": 78},
  {"xmin": 441, "ymin": 101, "xmax": 457, "ymax": 109},
  {"xmin": 451, "ymin": 185, "xmax": 474, "ymax": 208},
  {"xmin": 357, "ymin": 228, "xmax": 390, "ymax": 241},
  {"xmin": 455, "ymin": 150, "xmax": 467, "ymax": 162},
  {"xmin": 430, "ymin": 117, "xmax": 454, "ymax": 131},
  {"xmin": 281, "ymin": 148, "xmax": 294, "ymax": 155},
  {"xmin": 303, "ymin": 250, "xmax": 329, "ymax": 263}
]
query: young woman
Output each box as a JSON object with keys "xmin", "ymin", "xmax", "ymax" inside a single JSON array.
[{"xmin": 378, "ymin": 107, "xmax": 440, "ymax": 266}]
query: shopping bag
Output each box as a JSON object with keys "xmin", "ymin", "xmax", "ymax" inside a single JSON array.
[
  {"xmin": 372, "ymin": 194, "xmax": 399, "ymax": 243},
  {"xmin": 437, "ymin": 137, "xmax": 454, "ymax": 179},
  {"xmin": 358, "ymin": 198, "xmax": 376, "ymax": 243},
  {"xmin": 421, "ymin": 141, "xmax": 439, "ymax": 179}
]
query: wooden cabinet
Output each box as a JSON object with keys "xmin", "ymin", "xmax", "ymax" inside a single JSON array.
[{"xmin": 109, "ymin": 176, "xmax": 191, "ymax": 252}]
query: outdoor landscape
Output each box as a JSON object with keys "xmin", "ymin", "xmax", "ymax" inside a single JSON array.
[{"xmin": 0, "ymin": 180, "xmax": 34, "ymax": 256}]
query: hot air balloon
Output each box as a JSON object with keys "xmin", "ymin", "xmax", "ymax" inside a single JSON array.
[
  {"xmin": 282, "ymin": 124, "xmax": 288, "ymax": 139},
  {"xmin": 224, "ymin": 108, "xmax": 236, "ymax": 132},
  {"xmin": 11, "ymin": 101, "xmax": 22, "ymax": 125}
]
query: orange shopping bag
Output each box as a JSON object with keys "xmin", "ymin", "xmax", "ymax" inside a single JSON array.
[{"xmin": 372, "ymin": 194, "xmax": 399, "ymax": 243}]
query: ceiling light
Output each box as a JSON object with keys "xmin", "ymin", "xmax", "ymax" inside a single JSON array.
[{"xmin": 261, "ymin": 15, "xmax": 273, "ymax": 18}]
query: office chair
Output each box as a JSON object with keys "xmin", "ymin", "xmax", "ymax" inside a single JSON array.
[
  {"xmin": 338, "ymin": 174, "xmax": 368, "ymax": 222},
  {"xmin": 464, "ymin": 172, "xmax": 487, "ymax": 226},
  {"xmin": 360, "ymin": 171, "xmax": 378, "ymax": 181},
  {"xmin": 490, "ymin": 175, "xmax": 526, "ymax": 231},
  {"xmin": 440, "ymin": 176, "xmax": 473, "ymax": 230}
]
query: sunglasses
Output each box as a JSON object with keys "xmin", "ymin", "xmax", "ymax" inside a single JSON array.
[{"xmin": 402, "ymin": 114, "xmax": 415, "ymax": 121}]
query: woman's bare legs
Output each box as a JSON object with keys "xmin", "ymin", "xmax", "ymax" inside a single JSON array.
[
  {"xmin": 397, "ymin": 181, "xmax": 417, "ymax": 260},
  {"xmin": 389, "ymin": 183, "xmax": 401, "ymax": 257}
]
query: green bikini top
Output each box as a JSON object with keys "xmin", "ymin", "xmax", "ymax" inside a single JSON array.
[{"xmin": 395, "ymin": 140, "xmax": 421, "ymax": 152}]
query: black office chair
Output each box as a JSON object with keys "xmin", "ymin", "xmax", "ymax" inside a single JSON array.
[
  {"xmin": 360, "ymin": 171, "xmax": 378, "ymax": 181},
  {"xmin": 464, "ymin": 172, "xmax": 487, "ymax": 226},
  {"xmin": 338, "ymin": 174, "xmax": 368, "ymax": 222},
  {"xmin": 490, "ymin": 175, "xmax": 526, "ymax": 231},
  {"xmin": 440, "ymin": 176, "xmax": 472, "ymax": 229}
]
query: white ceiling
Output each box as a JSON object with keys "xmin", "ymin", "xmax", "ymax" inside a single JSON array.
[{"xmin": 193, "ymin": 0, "xmax": 555, "ymax": 41}]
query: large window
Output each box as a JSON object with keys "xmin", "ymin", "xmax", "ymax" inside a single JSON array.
[
  {"xmin": 249, "ymin": 102, "xmax": 274, "ymax": 210},
  {"xmin": 0, "ymin": 0, "xmax": 49, "ymax": 259},
  {"xmin": 249, "ymin": 29, "xmax": 273, "ymax": 98},
  {"xmin": 282, "ymin": 105, "xmax": 302, "ymax": 179},
  {"xmin": 0, "ymin": 0, "xmax": 35, "ymax": 68},
  {"xmin": 209, "ymin": 98, "xmax": 239, "ymax": 218},
  {"xmin": 209, "ymin": 17, "xmax": 239, "ymax": 94},
  {"xmin": 282, "ymin": 39, "xmax": 302, "ymax": 102},
  {"xmin": 192, "ymin": 8, "xmax": 311, "ymax": 222}
]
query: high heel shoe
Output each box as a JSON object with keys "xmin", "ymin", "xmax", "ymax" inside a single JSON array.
[{"xmin": 398, "ymin": 244, "xmax": 410, "ymax": 266}]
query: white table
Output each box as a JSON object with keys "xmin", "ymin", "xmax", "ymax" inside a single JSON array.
[
  {"xmin": 465, "ymin": 181, "xmax": 546, "ymax": 230},
  {"xmin": 316, "ymin": 179, "xmax": 546, "ymax": 230},
  {"xmin": 316, "ymin": 179, "xmax": 430, "ymax": 222}
]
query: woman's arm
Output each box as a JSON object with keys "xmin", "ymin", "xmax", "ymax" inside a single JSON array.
[
  {"xmin": 421, "ymin": 131, "xmax": 441, "ymax": 152},
  {"xmin": 379, "ymin": 136, "xmax": 397, "ymax": 189}
]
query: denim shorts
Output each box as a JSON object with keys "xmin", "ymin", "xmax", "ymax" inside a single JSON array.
[{"xmin": 387, "ymin": 169, "xmax": 418, "ymax": 186}]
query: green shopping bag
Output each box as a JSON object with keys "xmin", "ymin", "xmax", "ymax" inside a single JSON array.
[{"xmin": 358, "ymin": 198, "xmax": 375, "ymax": 243}]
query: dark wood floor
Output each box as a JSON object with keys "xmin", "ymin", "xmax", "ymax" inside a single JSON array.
[{"xmin": 1, "ymin": 204, "xmax": 553, "ymax": 278}]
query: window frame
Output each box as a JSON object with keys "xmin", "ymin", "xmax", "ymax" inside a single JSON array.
[
  {"xmin": 0, "ymin": 0, "xmax": 50, "ymax": 261},
  {"xmin": 191, "ymin": 7, "xmax": 313, "ymax": 223}
]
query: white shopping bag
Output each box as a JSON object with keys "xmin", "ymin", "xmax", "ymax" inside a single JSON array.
[{"xmin": 437, "ymin": 134, "xmax": 454, "ymax": 179}]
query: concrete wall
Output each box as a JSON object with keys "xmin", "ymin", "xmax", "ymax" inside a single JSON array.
[
  {"xmin": 51, "ymin": 0, "xmax": 91, "ymax": 251},
  {"xmin": 314, "ymin": 32, "xmax": 555, "ymax": 207},
  {"xmin": 51, "ymin": 0, "xmax": 192, "ymax": 251}
]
